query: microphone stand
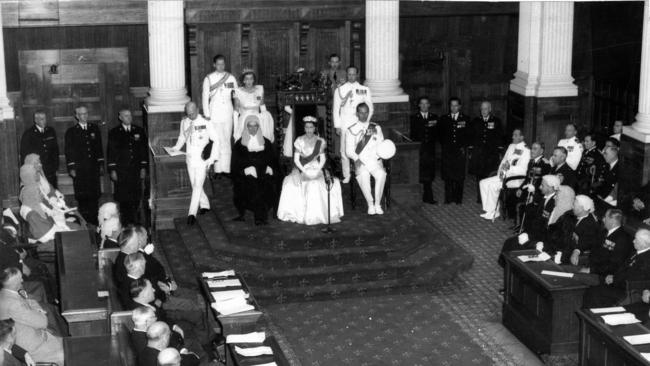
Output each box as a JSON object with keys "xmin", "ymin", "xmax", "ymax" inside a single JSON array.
[{"xmin": 322, "ymin": 168, "xmax": 335, "ymax": 233}]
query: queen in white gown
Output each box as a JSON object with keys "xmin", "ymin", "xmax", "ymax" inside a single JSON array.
[
  {"xmin": 233, "ymin": 70, "xmax": 275, "ymax": 142},
  {"xmin": 277, "ymin": 117, "xmax": 344, "ymax": 225}
]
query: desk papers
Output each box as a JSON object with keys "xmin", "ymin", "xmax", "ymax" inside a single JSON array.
[
  {"xmin": 602, "ymin": 313, "xmax": 641, "ymax": 326},
  {"xmin": 207, "ymin": 279, "xmax": 242, "ymax": 288},
  {"xmin": 211, "ymin": 297, "xmax": 254, "ymax": 315},
  {"xmin": 211, "ymin": 289, "xmax": 249, "ymax": 302},
  {"xmin": 251, "ymin": 363, "xmax": 277, "ymax": 366},
  {"xmin": 590, "ymin": 307, "xmax": 626, "ymax": 314},
  {"xmin": 540, "ymin": 270, "xmax": 574, "ymax": 278},
  {"xmin": 641, "ymin": 353, "xmax": 650, "ymax": 361},
  {"xmin": 226, "ymin": 332, "xmax": 266, "ymax": 344},
  {"xmin": 163, "ymin": 147, "xmax": 185, "ymax": 156},
  {"xmin": 624, "ymin": 334, "xmax": 650, "ymax": 345},
  {"xmin": 518, "ymin": 252, "xmax": 551, "ymax": 262},
  {"xmin": 203, "ymin": 270, "xmax": 236, "ymax": 278},
  {"xmin": 235, "ymin": 346, "xmax": 274, "ymax": 357}
]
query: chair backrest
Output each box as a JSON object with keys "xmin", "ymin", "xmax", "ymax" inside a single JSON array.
[
  {"xmin": 111, "ymin": 310, "xmax": 134, "ymax": 335},
  {"xmin": 98, "ymin": 248, "xmax": 120, "ymax": 270},
  {"xmin": 116, "ymin": 323, "xmax": 137, "ymax": 366}
]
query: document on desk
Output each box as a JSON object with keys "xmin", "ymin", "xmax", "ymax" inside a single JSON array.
[
  {"xmin": 211, "ymin": 289, "xmax": 249, "ymax": 301},
  {"xmin": 203, "ymin": 270, "xmax": 236, "ymax": 278},
  {"xmin": 207, "ymin": 279, "xmax": 242, "ymax": 288},
  {"xmin": 641, "ymin": 353, "xmax": 650, "ymax": 361},
  {"xmin": 518, "ymin": 252, "xmax": 551, "ymax": 262},
  {"xmin": 590, "ymin": 307, "xmax": 626, "ymax": 314},
  {"xmin": 540, "ymin": 270, "xmax": 574, "ymax": 278},
  {"xmin": 251, "ymin": 363, "xmax": 278, "ymax": 366},
  {"xmin": 226, "ymin": 331, "xmax": 266, "ymax": 344},
  {"xmin": 211, "ymin": 297, "xmax": 255, "ymax": 315},
  {"xmin": 624, "ymin": 334, "xmax": 650, "ymax": 345},
  {"xmin": 602, "ymin": 313, "xmax": 641, "ymax": 325},
  {"xmin": 235, "ymin": 345, "xmax": 274, "ymax": 357},
  {"xmin": 163, "ymin": 147, "xmax": 185, "ymax": 156}
]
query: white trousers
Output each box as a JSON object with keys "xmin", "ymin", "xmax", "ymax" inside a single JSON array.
[
  {"xmin": 356, "ymin": 163, "xmax": 387, "ymax": 207},
  {"xmin": 479, "ymin": 176, "xmax": 502, "ymax": 214},
  {"xmin": 187, "ymin": 159, "xmax": 210, "ymax": 216},
  {"xmin": 214, "ymin": 120, "xmax": 233, "ymax": 173}
]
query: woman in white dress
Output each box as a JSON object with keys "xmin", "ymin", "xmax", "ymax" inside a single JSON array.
[
  {"xmin": 277, "ymin": 116, "xmax": 344, "ymax": 225},
  {"xmin": 233, "ymin": 70, "xmax": 275, "ymax": 142}
]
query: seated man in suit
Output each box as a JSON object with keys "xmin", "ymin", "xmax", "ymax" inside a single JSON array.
[
  {"xmin": 583, "ymin": 228, "xmax": 650, "ymax": 308},
  {"xmin": 118, "ymin": 251, "xmax": 148, "ymax": 307},
  {"xmin": 550, "ymin": 146, "xmax": 577, "ymax": 190},
  {"xmin": 0, "ymin": 318, "xmax": 37, "ymax": 366},
  {"xmin": 592, "ymin": 146, "xmax": 619, "ymax": 203},
  {"xmin": 131, "ymin": 305, "xmax": 184, "ymax": 354},
  {"xmin": 578, "ymin": 209, "xmax": 632, "ymax": 279},
  {"xmin": 0, "ymin": 267, "xmax": 63, "ymax": 365},
  {"xmin": 113, "ymin": 225, "xmax": 140, "ymax": 287},
  {"xmin": 567, "ymin": 195, "xmax": 602, "ymax": 266},
  {"xmin": 138, "ymin": 321, "xmax": 199, "ymax": 366},
  {"xmin": 510, "ymin": 141, "xmax": 551, "ymax": 229}
]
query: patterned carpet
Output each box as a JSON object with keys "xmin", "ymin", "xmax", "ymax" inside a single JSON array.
[{"xmin": 155, "ymin": 175, "xmax": 574, "ymax": 365}]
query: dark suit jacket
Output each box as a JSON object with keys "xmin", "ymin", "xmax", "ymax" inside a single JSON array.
[
  {"xmin": 64, "ymin": 123, "xmax": 104, "ymax": 197},
  {"xmin": 593, "ymin": 161, "xmax": 619, "ymax": 198},
  {"xmin": 20, "ymin": 125, "xmax": 59, "ymax": 178},
  {"xmin": 589, "ymin": 227, "xmax": 633, "ymax": 275},
  {"xmin": 469, "ymin": 114, "xmax": 503, "ymax": 177},
  {"xmin": 551, "ymin": 163, "xmax": 578, "ymax": 190},
  {"xmin": 571, "ymin": 215, "xmax": 601, "ymax": 253},
  {"xmin": 410, "ymin": 112, "xmax": 438, "ymax": 182},
  {"xmin": 438, "ymin": 113, "xmax": 470, "ymax": 180},
  {"xmin": 107, "ymin": 124, "xmax": 149, "ymax": 202},
  {"xmin": 131, "ymin": 329, "xmax": 183, "ymax": 354},
  {"xmin": 138, "ymin": 346, "xmax": 199, "ymax": 366},
  {"xmin": 577, "ymin": 147, "xmax": 606, "ymax": 192},
  {"xmin": 3, "ymin": 349, "xmax": 22, "ymax": 366},
  {"xmin": 612, "ymin": 249, "xmax": 650, "ymax": 288},
  {"xmin": 526, "ymin": 194, "xmax": 556, "ymax": 241}
]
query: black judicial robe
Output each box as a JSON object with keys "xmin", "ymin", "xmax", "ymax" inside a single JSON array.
[
  {"xmin": 410, "ymin": 112, "xmax": 438, "ymax": 182},
  {"xmin": 231, "ymin": 138, "xmax": 278, "ymax": 221}
]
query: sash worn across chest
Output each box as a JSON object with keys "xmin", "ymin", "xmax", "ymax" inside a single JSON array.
[
  {"xmin": 299, "ymin": 139, "xmax": 322, "ymax": 166},
  {"xmin": 356, "ymin": 128, "xmax": 375, "ymax": 155}
]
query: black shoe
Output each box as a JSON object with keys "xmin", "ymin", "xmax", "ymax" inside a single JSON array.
[
  {"xmin": 423, "ymin": 199, "xmax": 438, "ymax": 205},
  {"xmin": 199, "ymin": 208, "xmax": 211, "ymax": 215},
  {"xmin": 187, "ymin": 215, "xmax": 196, "ymax": 226},
  {"xmin": 232, "ymin": 215, "xmax": 245, "ymax": 222}
]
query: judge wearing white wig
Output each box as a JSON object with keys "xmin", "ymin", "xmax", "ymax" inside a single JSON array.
[
  {"xmin": 277, "ymin": 116, "xmax": 344, "ymax": 225},
  {"xmin": 231, "ymin": 114, "xmax": 277, "ymax": 225}
]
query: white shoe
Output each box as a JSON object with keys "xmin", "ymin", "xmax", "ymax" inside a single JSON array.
[
  {"xmin": 342, "ymin": 176, "xmax": 351, "ymax": 184},
  {"xmin": 375, "ymin": 204, "xmax": 384, "ymax": 215},
  {"xmin": 480, "ymin": 213, "xmax": 490, "ymax": 219},
  {"xmin": 368, "ymin": 205, "xmax": 376, "ymax": 215}
]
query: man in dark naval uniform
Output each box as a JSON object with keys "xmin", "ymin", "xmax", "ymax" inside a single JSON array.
[
  {"xmin": 65, "ymin": 105, "xmax": 104, "ymax": 225},
  {"xmin": 469, "ymin": 101, "xmax": 503, "ymax": 204},
  {"xmin": 410, "ymin": 97, "xmax": 438, "ymax": 204},
  {"xmin": 576, "ymin": 133, "xmax": 606, "ymax": 195},
  {"xmin": 20, "ymin": 111, "xmax": 59, "ymax": 188},
  {"xmin": 107, "ymin": 108, "xmax": 148, "ymax": 225},
  {"xmin": 438, "ymin": 97, "xmax": 470, "ymax": 204}
]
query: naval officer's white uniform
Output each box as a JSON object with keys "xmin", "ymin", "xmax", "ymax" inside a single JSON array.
[
  {"xmin": 172, "ymin": 115, "xmax": 219, "ymax": 216},
  {"xmin": 479, "ymin": 141, "xmax": 530, "ymax": 219},
  {"xmin": 202, "ymin": 71, "xmax": 238, "ymax": 173},
  {"xmin": 333, "ymin": 81, "xmax": 373, "ymax": 182},
  {"xmin": 556, "ymin": 136, "xmax": 583, "ymax": 171}
]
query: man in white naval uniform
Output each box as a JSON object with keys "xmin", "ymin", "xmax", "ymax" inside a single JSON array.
[
  {"xmin": 479, "ymin": 128, "xmax": 530, "ymax": 220},
  {"xmin": 202, "ymin": 54, "xmax": 238, "ymax": 174},
  {"xmin": 170, "ymin": 102, "xmax": 219, "ymax": 226},
  {"xmin": 556, "ymin": 123, "xmax": 583, "ymax": 171},
  {"xmin": 345, "ymin": 103, "xmax": 386, "ymax": 215},
  {"xmin": 333, "ymin": 66, "xmax": 373, "ymax": 183}
]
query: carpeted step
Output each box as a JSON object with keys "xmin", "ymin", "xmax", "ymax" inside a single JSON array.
[{"xmin": 155, "ymin": 229, "xmax": 200, "ymax": 290}]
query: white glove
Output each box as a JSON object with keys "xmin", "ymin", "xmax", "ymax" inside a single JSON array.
[
  {"xmin": 535, "ymin": 242, "xmax": 544, "ymax": 252},
  {"xmin": 518, "ymin": 233, "xmax": 529, "ymax": 245},
  {"xmin": 526, "ymin": 184, "xmax": 535, "ymax": 193},
  {"xmin": 244, "ymin": 166, "xmax": 257, "ymax": 178},
  {"xmin": 266, "ymin": 166, "xmax": 273, "ymax": 175}
]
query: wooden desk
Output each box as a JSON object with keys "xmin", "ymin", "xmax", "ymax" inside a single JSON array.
[
  {"xmin": 227, "ymin": 336, "xmax": 290, "ymax": 366},
  {"xmin": 55, "ymin": 230, "xmax": 97, "ymax": 274},
  {"xmin": 59, "ymin": 270, "xmax": 110, "ymax": 336},
  {"xmin": 578, "ymin": 309, "xmax": 650, "ymax": 366},
  {"xmin": 502, "ymin": 250, "xmax": 589, "ymax": 355},
  {"xmin": 63, "ymin": 334, "xmax": 121, "ymax": 366}
]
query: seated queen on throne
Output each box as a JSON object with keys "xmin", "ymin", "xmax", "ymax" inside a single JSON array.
[{"xmin": 277, "ymin": 116, "xmax": 344, "ymax": 225}]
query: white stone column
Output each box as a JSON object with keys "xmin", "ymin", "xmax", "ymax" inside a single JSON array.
[
  {"xmin": 629, "ymin": 0, "xmax": 650, "ymax": 136},
  {"xmin": 364, "ymin": 0, "xmax": 408, "ymax": 103},
  {"xmin": 145, "ymin": 0, "xmax": 190, "ymax": 108},
  {"xmin": 510, "ymin": 1, "xmax": 578, "ymax": 98},
  {"xmin": 0, "ymin": 4, "xmax": 13, "ymax": 120}
]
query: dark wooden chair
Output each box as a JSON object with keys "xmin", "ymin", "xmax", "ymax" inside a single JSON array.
[
  {"xmin": 618, "ymin": 279, "xmax": 650, "ymax": 306},
  {"xmin": 498, "ymin": 174, "xmax": 527, "ymax": 221}
]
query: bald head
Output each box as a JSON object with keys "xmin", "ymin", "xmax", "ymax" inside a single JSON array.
[
  {"xmin": 146, "ymin": 321, "xmax": 170, "ymax": 350},
  {"xmin": 185, "ymin": 102, "xmax": 198, "ymax": 119},
  {"xmin": 634, "ymin": 229, "xmax": 650, "ymax": 252},
  {"xmin": 158, "ymin": 348, "xmax": 181, "ymax": 366}
]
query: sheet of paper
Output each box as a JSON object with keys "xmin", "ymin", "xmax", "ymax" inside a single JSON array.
[
  {"xmin": 602, "ymin": 313, "xmax": 641, "ymax": 326},
  {"xmin": 226, "ymin": 332, "xmax": 266, "ymax": 344},
  {"xmin": 163, "ymin": 147, "xmax": 185, "ymax": 156},
  {"xmin": 251, "ymin": 363, "xmax": 277, "ymax": 366},
  {"xmin": 624, "ymin": 334, "xmax": 650, "ymax": 345},
  {"xmin": 641, "ymin": 353, "xmax": 650, "ymax": 361},
  {"xmin": 211, "ymin": 289, "xmax": 249, "ymax": 302},
  {"xmin": 212, "ymin": 297, "xmax": 255, "ymax": 315},
  {"xmin": 207, "ymin": 279, "xmax": 242, "ymax": 288},
  {"xmin": 590, "ymin": 307, "xmax": 626, "ymax": 314},
  {"xmin": 203, "ymin": 270, "xmax": 236, "ymax": 278},
  {"xmin": 234, "ymin": 346, "xmax": 274, "ymax": 357},
  {"xmin": 540, "ymin": 270, "xmax": 574, "ymax": 278},
  {"xmin": 518, "ymin": 252, "xmax": 551, "ymax": 262}
]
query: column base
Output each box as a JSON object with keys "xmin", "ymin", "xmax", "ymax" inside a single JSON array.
[
  {"xmin": 509, "ymin": 71, "xmax": 538, "ymax": 97},
  {"xmin": 145, "ymin": 88, "xmax": 190, "ymax": 107},
  {"xmin": 536, "ymin": 80, "xmax": 579, "ymax": 98},
  {"xmin": 365, "ymin": 79, "xmax": 405, "ymax": 98}
]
